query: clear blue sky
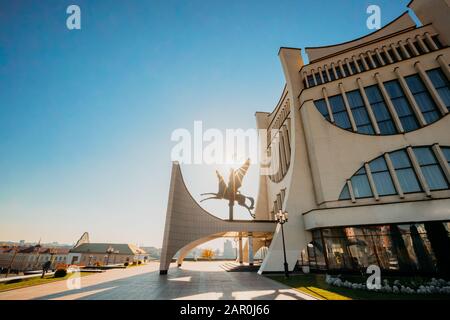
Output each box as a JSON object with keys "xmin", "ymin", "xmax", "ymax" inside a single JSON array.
[{"xmin": 0, "ymin": 0, "xmax": 413, "ymax": 247}]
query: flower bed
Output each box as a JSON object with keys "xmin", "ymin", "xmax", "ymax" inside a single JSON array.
[{"xmin": 325, "ymin": 275, "xmax": 450, "ymax": 295}]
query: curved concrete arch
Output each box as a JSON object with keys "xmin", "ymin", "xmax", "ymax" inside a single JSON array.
[
  {"xmin": 176, "ymin": 233, "xmax": 225, "ymax": 266},
  {"xmin": 159, "ymin": 162, "xmax": 276, "ymax": 274}
]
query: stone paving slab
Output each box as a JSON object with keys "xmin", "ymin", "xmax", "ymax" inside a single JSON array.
[{"xmin": 0, "ymin": 262, "xmax": 315, "ymax": 300}]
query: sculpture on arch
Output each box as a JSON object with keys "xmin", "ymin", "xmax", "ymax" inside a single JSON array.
[{"xmin": 200, "ymin": 158, "xmax": 255, "ymax": 219}]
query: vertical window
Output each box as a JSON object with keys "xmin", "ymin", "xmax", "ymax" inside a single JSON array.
[
  {"xmin": 322, "ymin": 70, "xmax": 329, "ymax": 83},
  {"xmin": 384, "ymin": 80, "xmax": 420, "ymax": 131},
  {"xmin": 432, "ymin": 35, "xmax": 443, "ymax": 49},
  {"xmin": 364, "ymin": 56, "xmax": 374, "ymax": 69},
  {"xmin": 413, "ymin": 147, "xmax": 449, "ymax": 190},
  {"xmin": 351, "ymin": 167, "xmax": 373, "ymax": 198},
  {"xmin": 342, "ymin": 64, "xmax": 350, "ymax": 77},
  {"xmin": 405, "ymin": 43, "xmax": 415, "ymax": 57},
  {"xmin": 372, "ymin": 53, "xmax": 382, "ymax": 67},
  {"xmin": 346, "ymin": 90, "xmax": 374, "ymax": 134},
  {"xmin": 388, "ymin": 49, "xmax": 397, "ymax": 62},
  {"xmin": 328, "ymin": 67, "xmax": 336, "ymax": 81},
  {"xmin": 397, "ymin": 45, "xmax": 407, "ymax": 60},
  {"xmin": 369, "ymin": 157, "xmax": 397, "ymax": 195},
  {"xmin": 364, "ymin": 85, "xmax": 397, "ymax": 134},
  {"xmin": 349, "ymin": 61, "xmax": 358, "ymax": 74},
  {"xmin": 314, "ymin": 99, "xmax": 330, "ymax": 121},
  {"xmin": 426, "ymin": 68, "xmax": 450, "ymax": 110},
  {"xmin": 307, "ymin": 75, "xmax": 315, "ymax": 87},
  {"xmin": 315, "ymin": 72, "xmax": 322, "ymax": 85},
  {"xmin": 441, "ymin": 147, "xmax": 450, "ymax": 166},
  {"xmin": 405, "ymin": 74, "xmax": 440, "ymax": 123},
  {"xmin": 329, "ymin": 95, "xmax": 351, "ymax": 130},
  {"xmin": 335, "ymin": 67, "xmax": 343, "ymax": 79},
  {"xmin": 389, "ymin": 150, "xmax": 422, "ymax": 193},
  {"xmin": 339, "ymin": 184, "xmax": 351, "ymax": 200},
  {"xmin": 357, "ymin": 59, "xmax": 365, "ymax": 72},
  {"xmin": 380, "ymin": 51, "xmax": 388, "ymax": 64},
  {"xmin": 413, "ymin": 41, "xmax": 424, "ymax": 54}
]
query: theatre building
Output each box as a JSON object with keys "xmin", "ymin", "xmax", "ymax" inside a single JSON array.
[
  {"xmin": 160, "ymin": 0, "xmax": 450, "ymax": 276},
  {"xmin": 257, "ymin": 0, "xmax": 450, "ymax": 275}
]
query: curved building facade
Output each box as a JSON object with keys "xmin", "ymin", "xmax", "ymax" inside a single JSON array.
[{"xmin": 257, "ymin": 0, "xmax": 450, "ymax": 275}]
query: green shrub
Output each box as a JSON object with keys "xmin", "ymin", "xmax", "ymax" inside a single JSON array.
[
  {"xmin": 54, "ymin": 268, "xmax": 67, "ymax": 278},
  {"xmin": 138, "ymin": 260, "xmax": 142, "ymax": 265},
  {"xmin": 124, "ymin": 262, "xmax": 129, "ymax": 267}
]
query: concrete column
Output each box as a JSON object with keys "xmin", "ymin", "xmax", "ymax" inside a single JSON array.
[
  {"xmin": 432, "ymin": 144, "xmax": 450, "ymax": 183},
  {"xmin": 238, "ymin": 234, "xmax": 243, "ymax": 264},
  {"xmin": 366, "ymin": 51, "xmax": 376, "ymax": 68},
  {"xmin": 375, "ymin": 73, "xmax": 404, "ymax": 133},
  {"xmin": 357, "ymin": 78, "xmax": 380, "ymax": 134},
  {"xmin": 375, "ymin": 48, "xmax": 386, "ymax": 66},
  {"xmin": 436, "ymin": 55, "xmax": 450, "ymax": 81},
  {"xmin": 347, "ymin": 180, "xmax": 356, "ymax": 203},
  {"xmin": 398, "ymin": 41, "xmax": 411, "ymax": 59},
  {"xmin": 365, "ymin": 163, "xmax": 379, "ymax": 200},
  {"xmin": 330, "ymin": 62, "xmax": 339, "ymax": 79},
  {"xmin": 414, "ymin": 61, "xmax": 449, "ymax": 115},
  {"xmin": 352, "ymin": 56, "xmax": 361, "ymax": 73},
  {"xmin": 382, "ymin": 46, "xmax": 394, "ymax": 63},
  {"xmin": 390, "ymin": 44, "xmax": 402, "ymax": 61},
  {"xmin": 424, "ymin": 32, "xmax": 439, "ymax": 51},
  {"xmin": 406, "ymin": 38, "xmax": 420, "ymax": 56},
  {"xmin": 344, "ymin": 58, "xmax": 353, "ymax": 75},
  {"xmin": 318, "ymin": 66, "xmax": 325, "ymax": 83},
  {"xmin": 394, "ymin": 67, "xmax": 427, "ymax": 126},
  {"xmin": 416, "ymin": 35, "xmax": 430, "ymax": 53},
  {"xmin": 248, "ymin": 233, "xmax": 254, "ymax": 266},
  {"xmin": 339, "ymin": 83, "xmax": 358, "ymax": 132},
  {"xmin": 303, "ymin": 71, "xmax": 309, "ymax": 88},
  {"xmin": 338, "ymin": 60, "xmax": 346, "ymax": 77},
  {"xmin": 282, "ymin": 125, "xmax": 291, "ymax": 166},
  {"xmin": 279, "ymin": 133, "xmax": 287, "ymax": 176},
  {"xmin": 359, "ymin": 53, "xmax": 369, "ymax": 71},
  {"xmin": 311, "ymin": 69, "xmax": 317, "ymax": 86},
  {"xmin": 322, "ymin": 87, "xmax": 335, "ymax": 123},
  {"xmin": 324, "ymin": 65, "xmax": 331, "ymax": 81},
  {"xmin": 384, "ymin": 153, "xmax": 405, "ymax": 199},
  {"xmin": 406, "ymin": 146, "xmax": 431, "ymax": 197}
]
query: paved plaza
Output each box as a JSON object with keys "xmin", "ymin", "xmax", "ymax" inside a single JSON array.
[{"xmin": 0, "ymin": 262, "xmax": 315, "ymax": 300}]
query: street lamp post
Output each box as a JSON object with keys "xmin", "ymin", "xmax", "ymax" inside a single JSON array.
[
  {"xmin": 275, "ymin": 210, "xmax": 289, "ymax": 278},
  {"xmin": 105, "ymin": 246, "xmax": 114, "ymax": 266},
  {"xmin": 113, "ymin": 250, "xmax": 119, "ymax": 264}
]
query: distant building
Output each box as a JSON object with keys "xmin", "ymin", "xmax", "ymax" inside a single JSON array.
[
  {"xmin": 0, "ymin": 245, "xmax": 69, "ymax": 272},
  {"xmin": 223, "ymin": 240, "xmax": 235, "ymax": 259},
  {"xmin": 67, "ymin": 233, "xmax": 148, "ymax": 266}
]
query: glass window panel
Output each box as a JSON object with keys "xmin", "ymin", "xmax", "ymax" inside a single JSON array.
[
  {"xmin": 372, "ymin": 171, "xmax": 397, "ymax": 195},
  {"xmin": 384, "ymin": 80, "xmax": 419, "ymax": 131},
  {"xmin": 335, "ymin": 67, "xmax": 342, "ymax": 79},
  {"xmin": 421, "ymin": 165, "xmax": 449, "ymax": 190},
  {"xmin": 372, "ymin": 54, "xmax": 382, "ymax": 67},
  {"xmin": 357, "ymin": 59, "xmax": 365, "ymax": 72},
  {"xmin": 427, "ymin": 68, "xmax": 450, "ymax": 110},
  {"xmin": 339, "ymin": 184, "xmax": 351, "ymax": 200},
  {"xmin": 405, "ymin": 74, "xmax": 440, "ymax": 124},
  {"xmin": 351, "ymin": 175, "xmax": 373, "ymax": 198},
  {"xmin": 369, "ymin": 157, "xmax": 388, "ymax": 172},
  {"xmin": 390, "ymin": 150, "xmax": 411, "ymax": 169},
  {"xmin": 329, "ymin": 95, "xmax": 351, "ymax": 130},
  {"xmin": 414, "ymin": 147, "xmax": 437, "ymax": 166},
  {"xmin": 441, "ymin": 147, "xmax": 450, "ymax": 163},
  {"xmin": 365, "ymin": 85, "xmax": 397, "ymax": 135},
  {"xmin": 396, "ymin": 168, "xmax": 422, "ymax": 193},
  {"xmin": 314, "ymin": 99, "xmax": 330, "ymax": 120}
]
